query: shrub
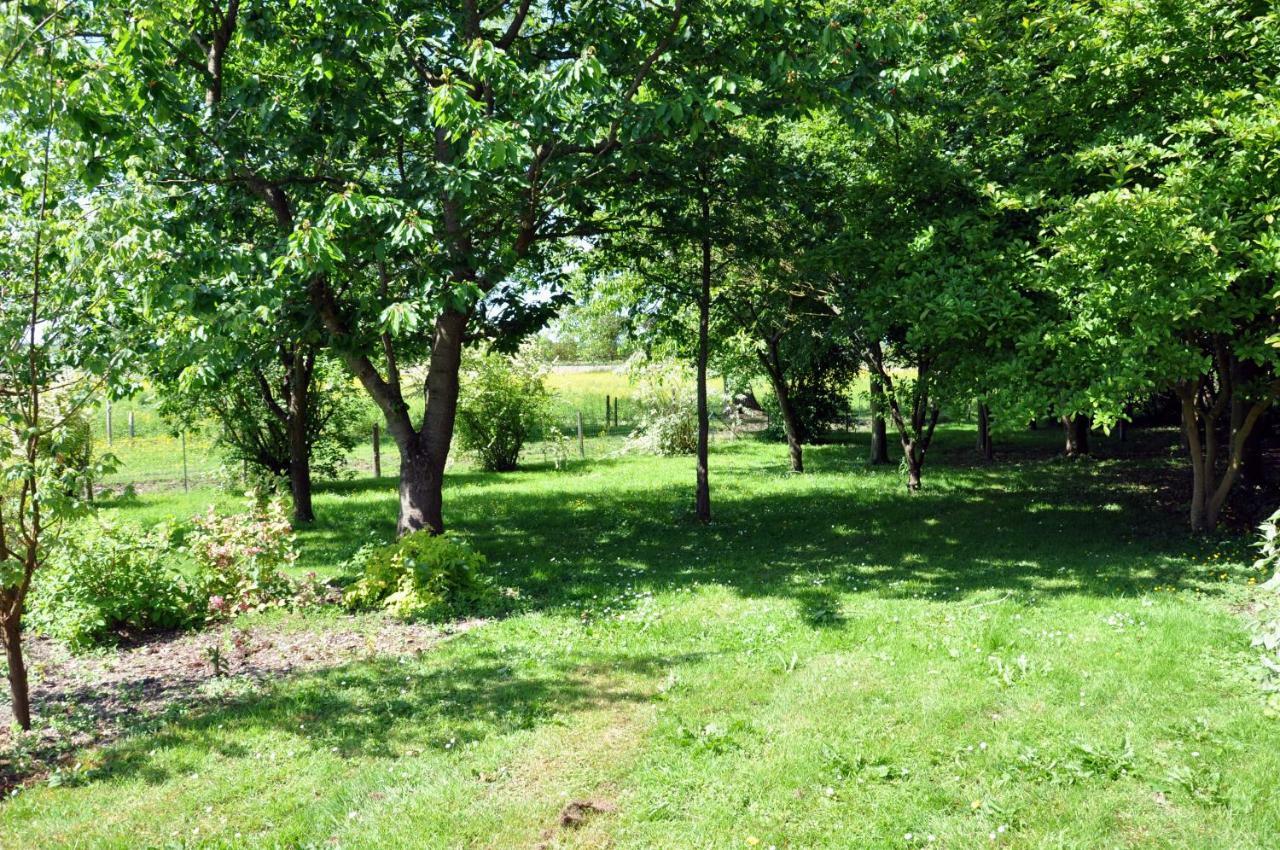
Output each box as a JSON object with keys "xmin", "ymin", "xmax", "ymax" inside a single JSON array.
[
  {"xmin": 456, "ymin": 353, "xmax": 550, "ymax": 472},
  {"xmin": 1252, "ymin": 509, "xmax": 1280, "ymax": 713},
  {"xmin": 343, "ymin": 532, "xmax": 496, "ymax": 621},
  {"xmin": 187, "ymin": 495, "xmax": 299, "ymax": 619},
  {"xmin": 627, "ymin": 359, "xmax": 698, "ymax": 456},
  {"xmin": 27, "ymin": 522, "xmax": 200, "ymax": 652}
]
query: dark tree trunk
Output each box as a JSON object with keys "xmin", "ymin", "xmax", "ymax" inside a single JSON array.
[
  {"xmin": 1063, "ymin": 415, "xmax": 1090, "ymax": 456},
  {"xmin": 285, "ymin": 350, "xmax": 315, "ymax": 525},
  {"xmin": 396, "ymin": 438, "xmax": 444, "ymax": 536},
  {"xmin": 869, "ymin": 378, "xmax": 890, "ymax": 465},
  {"xmin": 695, "ymin": 222, "xmax": 712, "ymax": 524},
  {"xmin": 396, "ymin": 310, "xmax": 467, "ymax": 536},
  {"xmin": 905, "ymin": 449, "xmax": 922, "ymax": 491},
  {"xmin": 976, "ymin": 403, "xmax": 993, "ymax": 461},
  {"xmin": 1178, "ymin": 376, "xmax": 1272, "ymax": 532},
  {"xmin": 3, "ymin": 614, "xmax": 30, "ymax": 731},
  {"xmin": 1117, "ymin": 419, "xmax": 1128, "ymax": 443}
]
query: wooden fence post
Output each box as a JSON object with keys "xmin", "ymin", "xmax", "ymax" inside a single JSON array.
[
  {"xmin": 181, "ymin": 431, "xmax": 189, "ymax": 492},
  {"xmin": 128, "ymin": 410, "xmax": 135, "ymax": 439},
  {"xmin": 576, "ymin": 411, "xmax": 585, "ymax": 458},
  {"xmin": 105, "ymin": 397, "xmax": 113, "ymax": 446},
  {"xmin": 372, "ymin": 423, "xmax": 382, "ymax": 478}
]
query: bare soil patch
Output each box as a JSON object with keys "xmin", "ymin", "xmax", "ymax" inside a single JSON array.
[{"xmin": 0, "ymin": 616, "xmax": 481, "ymax": 793}]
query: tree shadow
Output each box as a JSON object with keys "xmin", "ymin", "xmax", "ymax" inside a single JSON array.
[
  {"xmin": 40, "ymin": 425, "xmax": 1223, "ymax": 793},
  {"xmin": 90, "ymin": 647, "xmax": 703, "ymax": 788}
]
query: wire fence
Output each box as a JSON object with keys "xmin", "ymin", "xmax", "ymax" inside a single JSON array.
[{"xmin": 86, "ymin": 385, "xmax": 734, "ymax": 494}]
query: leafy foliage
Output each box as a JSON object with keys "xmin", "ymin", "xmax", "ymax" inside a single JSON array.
[
  {"xmin": 27, "ymin": 523, "xmax": 200, "ymax": 652},
  {"xmin": 626, "ymin": 359, "xmax": 699, "ymax": 456},
  {"xmin": 342, "ymin": 532, "xmax": 496, "ymax": 621},
  {"xmin": 455, "ymin": 354, "xmax": 550, "ymax": 472},
  {"xmin": 186, "ymin": 496, "xmax": 300, "ymax": 620}
]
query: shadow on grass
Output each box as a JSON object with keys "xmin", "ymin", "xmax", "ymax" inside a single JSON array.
[
  {"xmin": 91, "ymin": 647, "xmax": 699, "ymax": 787},
  {"xmin": 69, "ymin": 425, "xmax": 1216, "ymax": 791}
]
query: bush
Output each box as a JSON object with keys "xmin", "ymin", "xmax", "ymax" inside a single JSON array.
[
  {"xmin": 28, "ymin": 522, "xmax": 200, "ymax": 652},
  {"xmin": 456, "ymin": 353, "xmax": 550, "ymax": 472},
  {"xmin": 627, "ymin": 359, "xmax": 698, "ymax": 456},
  {"xmin": 187, "ymin": 495, "xmax": 299, "ymax": 619},
  {"xmin": 343, "ymin": 532, "xmax": 496, "ymax": 621}
]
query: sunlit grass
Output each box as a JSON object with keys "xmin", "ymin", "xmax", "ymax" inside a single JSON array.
[{"xmin": 6, "ymin": 427, "xmax": 1276, "ymax": 848}]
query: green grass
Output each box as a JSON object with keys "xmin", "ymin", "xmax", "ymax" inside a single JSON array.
[
  {"xmin": 88, "ymin": 367, "xmax": 646, "ymax": 490},
  {"xmin": 4, "ymin": 427, "xmax": 1277, "ymax": 848}
]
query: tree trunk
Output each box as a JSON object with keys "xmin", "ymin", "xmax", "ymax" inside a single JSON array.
[
  {"xmin": 905, "ymin": 448, "xmax": 922, "ymax": 491},
  {"xmin": 869, "ymin": 378, "xmax": 890, "ymax": 465},
  {"xmin": 2, "ymin": 614, "xmax": 30, "ymax": 731},
  {"xmin": 285, "ymin": 350, "xmax": 315, "ymax": 525},
  {"xmin": 396, "ymin": 438, "xmax": 444, "ymax": 537},
  {"xmin": 395, "ymin": 310, "xmax": 468, "ymax": 536},
  {"xmin": 976, "ymin": 403, "xmax": 993, "ymax": 461},
  {"xmin": 1063, "ymin": 415, "xmax": 1090, "ymax": 456},
  {"xmin": 1180, "ymin": 391, "xmax": 1209, "ymax": 532},
  {"xmin": 694, "ymin": 224, "xmax": 712, "ymax": 523},
  {"xmin": 759, "ymin": 348, "xmax": 803, "ymax": 472}
]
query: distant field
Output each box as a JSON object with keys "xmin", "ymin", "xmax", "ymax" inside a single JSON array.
[{"xmin": 89, "ymin": 366, "xmax": 733, "ymax": 491}]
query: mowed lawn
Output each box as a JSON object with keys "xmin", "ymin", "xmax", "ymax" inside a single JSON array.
[{"xmin": 3, "ymin": 429, "xmax": 1278, "ymax": 849}]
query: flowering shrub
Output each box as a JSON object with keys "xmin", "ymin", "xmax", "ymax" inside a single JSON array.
[
  {"xmin": 343, "ymin": 532, "xmax": 497, "ymax": 621},
  {"xmin": 27, "ymin": 522, "xmax": 201, "ymax": 652},
  {"xmin": 187, "ymin": 495, "xmax": 300, "ymax": 620}
]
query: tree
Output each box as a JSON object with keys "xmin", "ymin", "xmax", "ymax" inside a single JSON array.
[
  {"xmin": 159, "ymin": 348, "xmax": 362, "ymax": 505},
  {"xmin": 0, "ymin": 10, "xmax": 127, "ymax": 728},
  {"xmin": 99, "ymin": 0, "xmax": 859, "ymax": 535}
]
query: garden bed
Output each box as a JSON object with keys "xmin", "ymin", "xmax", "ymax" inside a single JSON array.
[{"xmin": 0, "ymin": 616, "xmax": 482, "ymax": 793}]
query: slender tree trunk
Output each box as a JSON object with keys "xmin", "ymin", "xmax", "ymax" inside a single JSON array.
[
  {"xmin": 1180, "ymin": 390, "xmax": 1209, "ymax": 532},
  {"xmin": 285, "ymin": 350, "xmax": 315, "ymax": 524},
  {"xmin": 759, "ymin": 349, "xmax": 803, "ymax": 472},
  {"xmin": 905, "ymin": 447, "xmax": 922, "ymax": 491},
  {"xmin": 1063, "ymin": 415, "xmax": 1090, "ymax": 456},
  {"xmin": 976, "ymin": 403, "xmax": 993, "ymax": 461},
  {"xmin": 869, "ymin": 378, "xmax": 890, "ymax": 465},
  {"xmin": 2, "ymin": 612, "xmax": 30, "ymax": 731},
  {"xmin": 694, "ymin": 224, "xmax": 712, "ymax": 524}
]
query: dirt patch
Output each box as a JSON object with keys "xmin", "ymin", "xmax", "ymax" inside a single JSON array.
[
  {"xmin": 0, "ymin": 616, "xmax": 482, "ymax": 793},
  {"xmin": 535, "ymin": 799, "xmax": 619, "ymax": 849}
]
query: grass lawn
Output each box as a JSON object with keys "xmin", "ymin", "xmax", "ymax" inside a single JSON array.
[{"xmin": 3, "ymin": 427, "xmax": 1278, "ymax": 848}]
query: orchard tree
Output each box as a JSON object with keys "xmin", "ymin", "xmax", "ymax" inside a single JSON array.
[
  {"xmin": 99, "ymin": 0, "xmax": 863, "ymax": 535},
  {"xmin": 0, "ymin": 11, "xmax": 128, "ymax": 729}
]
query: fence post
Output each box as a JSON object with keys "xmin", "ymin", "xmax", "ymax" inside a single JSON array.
[
  {"xmin": 181, "ymin": 431, "xmax": 189, "ymax": 492},
  {"xmin": 128, "ymin": 410, "xmax": 135, "ymax": 439},
  {"xmin": 105, "ymin": 397, "xmax": 113, "ymax": 446},
  {"xmin": 605, "ymin": 395, "xmax": 610, "ymax": 429},
  {"xmin": 576, "ymin": 411, "xmax": 585, "ymax": 458},
  {"xmin": 372, "ymin": 423, "xmax": 381, "ymax": 478}
]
